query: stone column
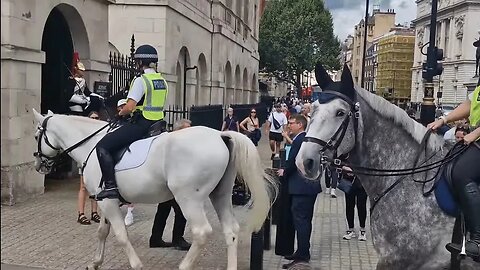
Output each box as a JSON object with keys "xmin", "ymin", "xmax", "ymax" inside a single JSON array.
[{"xmin": 1, "ymin": 45, "xmax": 46, "ymax": 205}]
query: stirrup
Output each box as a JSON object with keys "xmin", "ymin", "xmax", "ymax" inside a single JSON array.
[{"xmin": 94, "ymin": 188, "xmax": 119, "ymax": 201}]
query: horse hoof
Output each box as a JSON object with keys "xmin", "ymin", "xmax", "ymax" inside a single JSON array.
[{"xmin": 86, "ymin": 265, "xmax": 99, "ymax": 270}]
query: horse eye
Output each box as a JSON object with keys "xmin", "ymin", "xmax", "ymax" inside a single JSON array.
[{"xmin": 336, "ymin": 110, "xmax": 346, "ymax": 117}]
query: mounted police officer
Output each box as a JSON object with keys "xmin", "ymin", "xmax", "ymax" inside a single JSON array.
[
  {"xmin": 94, "ymin": 44, "xmax": 168, "ymax": 201},
  {"xmin": 428, "ymin": 82, "xmax": 480, "ymax": 261}
]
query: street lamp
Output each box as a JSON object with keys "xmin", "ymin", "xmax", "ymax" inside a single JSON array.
[
  {"xmin": 360, "ymin": 0, "xmax": 370, "ymax": 88},
  {"xmin": 420, "ymin": 0, "xmax": 443, "ymax": 126},
  {"xmin": 183, "ymin": 53, "xmax": 197, "ymax": 118}
]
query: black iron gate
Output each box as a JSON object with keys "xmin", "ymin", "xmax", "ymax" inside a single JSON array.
[{"xmin": 108, "ymin": 34, "xmax": 136, "ymax": 97}]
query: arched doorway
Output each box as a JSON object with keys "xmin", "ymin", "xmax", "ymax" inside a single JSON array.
[
  {"xmin": 41, "ymin": 7, "xmax": 73, "ymax": 114},
  {"xmin": 195, "ymin": 53, "xmax": 208, "ymax": 105},
  {"xmin": 243, "ymin": 68, "xmax": 249, "ymax": 103},
  {"xmin": 234, "ymin": 65, "xmax": 241, "ymax": 104}
]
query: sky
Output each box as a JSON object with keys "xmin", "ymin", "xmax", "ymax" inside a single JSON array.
[{"xmin": 324, "ymin": 0, "xmax": 417, "ymax": 41}]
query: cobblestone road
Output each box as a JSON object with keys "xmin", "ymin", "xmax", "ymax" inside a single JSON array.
[{"xmin": 1, "ymin": 132, "xmax": 378, "ymax": 269}]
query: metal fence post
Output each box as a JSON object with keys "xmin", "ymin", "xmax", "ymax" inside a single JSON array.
[
  {"xmin": 250, "ymin": 225, "xmax": 264, "ymax": 270},
  {"xmin": 263, "ymin": 209, "xmax": 272, "ymax": 250}
]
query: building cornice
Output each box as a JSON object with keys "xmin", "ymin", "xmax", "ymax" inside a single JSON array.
[{"xmin": 412, "ymin": 0, "xmax": 480, "ymax": 24}]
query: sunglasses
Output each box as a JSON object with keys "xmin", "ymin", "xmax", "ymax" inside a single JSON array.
[
  {"xmin": 251, "ymin": 111, "xmax": 256, "ymax": 113},
  {"xmin": 90, "ymin": 116, "xmax": 99, "ymax": 119}
]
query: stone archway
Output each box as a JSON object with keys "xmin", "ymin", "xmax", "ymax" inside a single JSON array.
[
  {"xmin": 195, "ymin": 53, "xmax": 208, "ymax": 105},
  {"xmin": 234, "ymin": 65, "xmax": 241, "ymax": 104},
  {"xmin": 225, "ymin": 62, "xmax": 233, "ymax": 105},
  {"xmin": 41, "ymin": 7, "xmax": 74, "ymax": 114},
  {"xmin": 177, "ymin": 47, "xmax": 191, "ymax": 107},
  {"xmin": 175, "ymin": 61, "xmax": 182, "ymax": 106},
  {"xmin": 40, "ymin": 4, "xmax": 90, "ymax": 115},
  {"xmin": 243, "ymin": 68, "xmax": 249, "ymax": 103},
  {"xmin": 251, "ymin": 73, "xmax": 258, "ymax": 103},
  {"xmin": 40, "ymin": 4, "xmax": 90, "ymax": 179}
]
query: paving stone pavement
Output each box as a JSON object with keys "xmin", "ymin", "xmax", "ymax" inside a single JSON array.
[{"xmin": 1, "ymin": 130, "xmax": 378, "ymax": 269}]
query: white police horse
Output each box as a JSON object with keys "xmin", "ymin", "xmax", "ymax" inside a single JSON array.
[
  {"xmin": 32, "ymin": 109, "xmax": 277, "ymax": 270},
  {"xmin": 295, "ymin": 64, "xmax": 477, "ymax": 269}
]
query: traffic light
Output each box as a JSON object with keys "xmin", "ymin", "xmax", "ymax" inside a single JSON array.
[
  {"xmin": 422, "ymin": 46, "xmax": 444, "ymax": 80},
  {"xmin": 433, "ymin": 47, "xmax": 444, "ymax": 76}
]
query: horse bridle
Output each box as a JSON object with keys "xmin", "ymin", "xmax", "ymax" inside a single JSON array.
[
  {"xmin": 303, "ymin": 90, "xmax": 360, "ymax": 163},
  {"xmin": 34, "ymin": 116, "xmax": 63, "ymax": 171},
  {"xmin": 34, "ymin": 115, "xmax": 111, "ymax": 172}
]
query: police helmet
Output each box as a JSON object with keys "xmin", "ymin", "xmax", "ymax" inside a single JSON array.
[{"xmin": 134, "ymin": 45, "xmax": 158, "ymax": 65}]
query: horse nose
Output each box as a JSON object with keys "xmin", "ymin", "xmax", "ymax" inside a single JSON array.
[{"xmin": 304, "ymin": 158, "xmax": 315, "ymax": 172}]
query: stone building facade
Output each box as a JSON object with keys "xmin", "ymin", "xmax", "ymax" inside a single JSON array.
[
  {"xmin": 351, "ymin": 7, "xmax": 396, "ymax": 85},
  {"xmin": 109, "ymin": 0, "xmax": 263, "ymax": 107},
  {"xmin": 1, "ymin": 0, "xmax": 112, "ymax": 205},
  {"xmin": 1, "ymin": 0, "xmax": 264, "ymax": 204},
  {"xmin": 411, "ymin": 0, "xmax": 480, "ymax": 106}
]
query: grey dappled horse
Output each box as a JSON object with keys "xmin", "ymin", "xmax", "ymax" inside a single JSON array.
[{"xmin": 295, "ymin": 64, "xmax": 478, "ymax": 269}]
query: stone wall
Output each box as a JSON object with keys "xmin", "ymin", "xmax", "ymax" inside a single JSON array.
[
  {"xmin": 1, "ymin": 0, "xmax": 111, "ymax": 205},
  {"xmin": 108, "ymin": 0, "xmax": 261, "ymax": 107}
]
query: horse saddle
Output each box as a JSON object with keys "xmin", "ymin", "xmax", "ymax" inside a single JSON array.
[{"xmin": 113, "ymin": 121, "xmax": 168, "ymax": 172}]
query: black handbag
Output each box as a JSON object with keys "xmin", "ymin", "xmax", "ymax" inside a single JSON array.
[{"xmin": 232, "ymin": 178, "xmax": 251, "ymax": 206}]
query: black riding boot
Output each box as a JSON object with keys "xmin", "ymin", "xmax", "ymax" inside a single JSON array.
[
  {"xmin": 446, "ymin": 182, "xmax": 480, "ymax": 261},
  {"xmin": 95, "ymin": 148, "xmax": 120, "ymax": 201}
]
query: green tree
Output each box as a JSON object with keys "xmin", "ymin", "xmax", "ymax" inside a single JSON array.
[{"xmin": 259, "ymin": 0, "xmax": 341, "ymax": 90}]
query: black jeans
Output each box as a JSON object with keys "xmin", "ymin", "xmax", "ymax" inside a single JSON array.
[
  {"xmin": 151, "ymin": 199, "xmax": 187, "ymax": 242},
  {"xmin": 325, "ymin": 168, "xmax": 338, "ymax": 189},
  {"xmin": 451, "ymin": 143, "xmax": 480, "ymax": 239},
  {"xmin": 452, "ymin": 143, "xmax": 480, "ymax": 187},
  {"xmin": 345, "ymin": 186, "xmax": 368, "ymax": 229}
]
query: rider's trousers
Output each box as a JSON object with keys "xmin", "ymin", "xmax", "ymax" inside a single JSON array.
[
  {"xmin": 451, "ymin": 142, "xmax": 480, "ymax": 241},
  {"xmin": 96, "ymin": 115, "xmax": 156, "ymax": 188}
]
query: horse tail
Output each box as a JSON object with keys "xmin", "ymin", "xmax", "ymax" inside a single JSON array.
[{"xmin": 221, "ymin": 131, "xmax": 278, "ymax": 232}]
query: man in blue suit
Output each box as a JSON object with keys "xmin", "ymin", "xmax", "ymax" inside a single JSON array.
[{"xmin": 277, "ymin": 114, "xmax": 321, "ymax": 269}]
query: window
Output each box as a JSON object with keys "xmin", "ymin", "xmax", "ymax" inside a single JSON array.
[
  {"xmin": 253, "ymin": 4, "xmax": 257, "ymax": 37},
  {"xmin": 226, "ymin": 0, "xmax": 233, "ymax": 25},
  {"xmin": 444, "ymin": 19, "xmax": 450, "ymax": 58},
  {"xmin": 244, "ymin": 0, "xmax": 249, "ymax": 23},
  {"xmin": 236, "ymin": 0, "xmax": 242, "ymax": 18}
]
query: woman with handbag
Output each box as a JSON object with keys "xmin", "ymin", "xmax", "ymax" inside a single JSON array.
[
  {"xmin": 240, "ymin": 108, "xmax": 261, "ymax": 146},
  {"xmin": 340, "ymin": 166, "xmax": 368, "ymax": 241}
]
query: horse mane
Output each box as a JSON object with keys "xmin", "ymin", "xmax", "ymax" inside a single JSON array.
[{"xmin": 354, "ymin": 87, "xmax": 444, "ymax": 151}]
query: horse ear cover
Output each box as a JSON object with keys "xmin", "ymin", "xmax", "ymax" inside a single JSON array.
[
  {"xmin": 340, "ymin": 64, "xmax": 356, "ymax": 102},
  {"xmin": 315, "ymin": 63, "xmax": 333, "ymax": 90}
]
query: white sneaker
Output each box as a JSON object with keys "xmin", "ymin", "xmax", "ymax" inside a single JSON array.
[
  {"xmin": 330, "ymin": 188, "xmax": 337, "ymax": 198},
  {"xmin": 343, "ymin": 230, "xmax": 356, "ymax": 240},
  {"xmin": 124, "ymin": 211, "xmax": 134, "ymax": 226},
  {"xmin": 325, "ymin": 188, "xmax": 331, "ymax": 195},
  {"xmin": 358, "ymin": 231, "xmax": 367, "ymax": 241}
]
